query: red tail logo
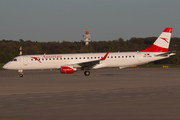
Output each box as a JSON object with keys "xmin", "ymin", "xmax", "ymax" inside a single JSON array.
[{"xmin": 160, "ymin": 37, "xmax": 169, "ymax": 43}]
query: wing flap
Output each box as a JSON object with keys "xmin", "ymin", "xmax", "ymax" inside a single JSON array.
[{"xmin": 78, "ymin": 60, "xmax": 100, "ymax": 69}]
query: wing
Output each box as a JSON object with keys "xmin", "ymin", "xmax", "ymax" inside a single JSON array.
[
  {"xmin": 78, "ymin": 52, "xmax": 109, "ymax": 69},
  {"xmin": 65, "ymin": 52, "xmax": 109, "ymax": 70}
]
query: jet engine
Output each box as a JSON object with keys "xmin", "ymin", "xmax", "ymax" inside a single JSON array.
[{"xmin": 60, "ymin": 66, "xmax": 77, "ymax": 74}]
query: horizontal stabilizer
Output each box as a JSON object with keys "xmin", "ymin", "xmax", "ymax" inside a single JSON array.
[{"xmin": 155, "ymin": 51, "xmax": 176, "ymax": 57}]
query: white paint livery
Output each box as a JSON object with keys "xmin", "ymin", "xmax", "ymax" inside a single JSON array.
[{"xmin": 3, "ymin": 28, "xmax": 175, "ymax": 77}]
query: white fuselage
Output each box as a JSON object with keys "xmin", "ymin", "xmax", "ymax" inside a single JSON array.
[{"xmin": 3, "ymin": 52, "xmax": 167, "ymax": 70}]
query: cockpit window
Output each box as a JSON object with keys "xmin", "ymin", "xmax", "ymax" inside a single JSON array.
[{"xmin": 11, "ymin": 58, "xmax": 17, "ymax": 61}]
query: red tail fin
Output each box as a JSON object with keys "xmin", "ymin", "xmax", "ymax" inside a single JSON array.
[{"xmin": 141, "ymin": 28, "xmax": 172, "ymax": 52}]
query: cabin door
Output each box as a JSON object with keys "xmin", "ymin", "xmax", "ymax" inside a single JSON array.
[
  {"xmin": 23, "ymin": 56, "xmax": 28, "ymax": 66},
  {"xmin": 137, "ymin": 52, "xmax": 142, "ymax": 62}
]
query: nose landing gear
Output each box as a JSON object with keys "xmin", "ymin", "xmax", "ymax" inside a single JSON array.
[
  {"xmin": 19, "ymin": 74, "xmax": 23, "ymax": 77},
  {"xmin": 18, "ymin": 70, "xmax": 23, "ymax": 77}
]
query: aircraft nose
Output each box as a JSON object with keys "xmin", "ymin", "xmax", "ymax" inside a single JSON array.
[{"xmin": 3, "ymin": 63, "xmax": 8, "ymax": 69}]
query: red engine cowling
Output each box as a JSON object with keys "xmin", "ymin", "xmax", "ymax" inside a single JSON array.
[{"xmin": 61, "ymin": 66, "xmax": 74, "ymax": 74}]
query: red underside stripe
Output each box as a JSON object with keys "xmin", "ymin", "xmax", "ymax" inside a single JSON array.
[{"xmin": 141, "ymin": 44, "xmax": 168, "ymax": 52}]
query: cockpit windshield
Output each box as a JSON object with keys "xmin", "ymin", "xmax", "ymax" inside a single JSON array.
[{"xmin": 11, "ymin": 58, "xmax": 17, "ymax": 61}]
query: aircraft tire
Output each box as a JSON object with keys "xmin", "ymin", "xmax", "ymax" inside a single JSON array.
[
  {"xmin": 84, "ymin": 71, "xmax": 90, "ymax": 76},
  {"xmin": 19, "ymin": 74, "xmax": 23, "ymax": 77}
]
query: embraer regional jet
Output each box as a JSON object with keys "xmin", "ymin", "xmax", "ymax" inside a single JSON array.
[{"xmin": 3, "ymin": 28, "xmax": 175, "ymax": 77}]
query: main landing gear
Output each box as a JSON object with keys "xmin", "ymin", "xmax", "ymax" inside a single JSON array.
[
  {"xmin": 84, "ymin": 71, "xmax": 90, "ymax": 76},
  {"xmin": 18, "ymin": 70, "xmax": 23, "ymax": 77}
]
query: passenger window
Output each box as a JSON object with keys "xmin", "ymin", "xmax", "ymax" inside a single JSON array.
[
  {"xmin": 129, "ymin": 56, "xmax": 131, "ymax": 58},
  {"xmin": 49, "ymin": 58, "xmax": 51, "ymax": 60},
  {"xmin": 107, "ymin": 56, "xmax": 109, "ymax": 58},
  {"xmin": 118, "ymin": 56, "xmax": 120, "ymax": 58},
  {"xmin": 91, "ymin": 57, "xmax": 93, "ymax": 59},
  {"xmin": 57, "ymin": 58, "xmax": 58, "ymax": 60},
  {"xmin": 84, "ymin": 57, "xmax": 85, "ymax": 59},
  {"xmin": 87, "ymin": 57, "xmax": 89, "ymax": 59},
  {"xmin": 46, "ymin": 59, "xmax": 48, "ymax": 60},
  {"xmin": 64, "ymin": 58, "xmax": 66, "ymax": 60},
  {"xmin": 94, "ymin": 57, "xmax": 96, "ymax": 59},
  {"xmin": 115, "ymin": 56, "xmax": 116, "ymax": 58},
  {"xmin": 111, "ymin": 56, "xmax": 113, "ymax": 58},
  {"xmin": 71, "ymin": 58, "xmax": 73, "ymax": 59},
  {"xmin": 42, "ymin": 59, "xmax": 44, "ymax": 60},
  {"xmin": 67, "ymin": 58, "xmax": 69, "ymax": 60},
  {"xmin": 31, "ymin": 59, "xmax": 33, "ymax": 61},
  {"xmin": 122, "ymin": 56, "xmax": 124, "ymax": 58},
  {"xmin": 79, "ymin": 57, "xmax": 81, "ymax": 59}
]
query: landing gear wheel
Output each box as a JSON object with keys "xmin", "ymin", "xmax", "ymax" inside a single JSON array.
[
  {"xmin": 84, "ymin": 71, "xmax": 90, "ymax": 76},
  {"xmin": 19, "ymin": 74, "xmax": 23, "ymax": 77},
  {"xmin": 18, "ymin": 70, "xmax": 23, "ymax": 77}
]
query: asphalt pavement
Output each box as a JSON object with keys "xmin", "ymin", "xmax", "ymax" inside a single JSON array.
[{"xmin": 0, "ymin": 68, "xmax": 180, "ymax": 120}]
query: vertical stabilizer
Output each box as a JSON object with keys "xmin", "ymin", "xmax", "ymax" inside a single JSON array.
[{"xmin": 141, "ymin": 28, "xmax": 172, "ymax": 52}]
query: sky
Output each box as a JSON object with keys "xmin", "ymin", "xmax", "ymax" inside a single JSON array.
[{"xmin": 0, "ymin": 0, "xmax": 180, "ymax": 42}]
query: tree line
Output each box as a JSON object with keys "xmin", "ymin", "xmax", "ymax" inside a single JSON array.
[{"xmin": 0, "ymin": 37, "xmax": 180, "ymax": 64}]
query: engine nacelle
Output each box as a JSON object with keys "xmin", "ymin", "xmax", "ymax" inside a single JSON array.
[{"xmin": 60, "ymin": 66, "xmax": 76, "ymax": 74}]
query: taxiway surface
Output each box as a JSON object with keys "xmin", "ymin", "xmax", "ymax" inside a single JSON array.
[{"xmin": 0, "ymin": 68, "xmax": 180, "ymax": 120}]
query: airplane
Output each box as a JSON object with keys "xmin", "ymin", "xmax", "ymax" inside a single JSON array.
[{"xmin": 3, "ymin": 28, "xmax": 175, "ymax": 77}]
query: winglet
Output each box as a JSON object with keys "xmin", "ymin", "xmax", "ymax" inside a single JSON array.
[
  {"xmin": 31, "ymin": 57, "xmax": 41, "ymax": 63},
  {"xmin": 100, "ymin": 52, "xmax": 109, "ymax": 61}
]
